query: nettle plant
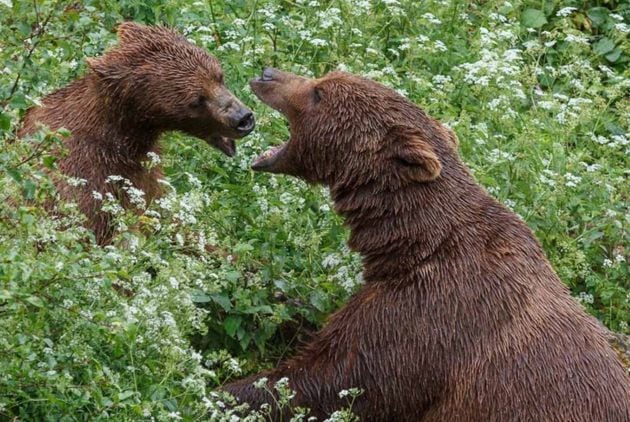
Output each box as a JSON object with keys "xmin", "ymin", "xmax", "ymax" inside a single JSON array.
[{"xmin": 0, "ymin": 0, "xmax": 628, "ymax": 419}]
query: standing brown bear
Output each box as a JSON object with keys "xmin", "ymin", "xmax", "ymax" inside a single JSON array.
[
  {"xmin": 19, "ymin": 23, "xmax": 254, "ymax": 244},
  {"xmin": 222, "ymin": 68, "xmax": 630, "ymax": 421}
]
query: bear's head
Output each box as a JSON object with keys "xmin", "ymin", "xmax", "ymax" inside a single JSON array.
[
  {"xmin": 250, "ymin": 68, "xmax": 459, "ymax": 188},
  {"xmin": 87, "ymin": 22, "xmax": 254, "ymax": 156}
]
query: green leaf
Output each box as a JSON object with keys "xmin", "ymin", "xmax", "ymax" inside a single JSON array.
[
  {"xmin": 7, "ymin": 168, "xmax": 22, "ymax": 183},
  {"xmin": 522, "ymin": 9, "xmax": 547, "ymax": 28},
  {"xmin": 0, "ymin": 290, "xmax": 13, "ymax": 300},
  {"xmin": 600, "ymin": 289, "xmax": 614, "ymax": 302},
  {"xmin": 223, "ymin": 315, "xmax": 242, "ymax": 338},
  {"xmin": 190, "ymin": 290, "xmax": 211, "ymax": 303},
  {"xmin": 593, "ymin": 37, "xmax": 615, "ymax": 55},
  {"xmin": 581, "ymin": 231, "xmax": 604, "ymax": 248},
  {"xmin": 22, "ymin": 180, "xmax": 37, "ymax": 200},
  {"xmin": 225, "ymin": 271, "xmax": 240, "ymax": 282},
  {"xmin": 239, "ymin": 331, "xmax": 252, "ymax": 350},
  {"xmin": 43, "ymin": 155, "xmax": 57, "ymax": 169},
  {"xmin": 587, "ymin": 7, "xmax": 609, "ymax": 29},
  {"xmin": 118, "ymin": 390, "xmax": 135, "ymax": 401},
  {"xmin": 242, "ymin": 305, "xmax": 273, "ymax": 314},
  {"xmin": 233, "ymin": 242, "xmax": 254, "ymax": 253},
  {"xmin": 0, "ymin": 112, "xmax": 10, "ymax": 131},
  {"xmin": 25, "ymin": 295, "xmax": 44, "ymax": 307},
  {"xmin": 101, "ymin": 397, "xmax": 114, "ymax": 408},
  {"xmin": 310, "ymin": 290, "xmax": 327, "ymax": 312},
  {"xmin": 211, "ymin": 293, "xmax": 232, "ymax": 311},
  {"xmin": 605, "ymin": 48, "xmax": 621, "ymax": 63},
  {"xmin": 537, "ymin": 72, "xmax": 554, "ymax": 88},
  {"xmin": 150, "ymin": 385, "xmax": 167, "ymax": 401},
  {"xmin": 56, "ymin": 127, "xmax": 71, "ymax": 137},
  {"xmin": 9, "ymin": 92, "xmax": 27, "ymax": 109},
  {"xmin": 605, "ymin": 122, "xmax": 625, "ymax": 136},
  {"xmin": 162, "ymin": 398, "xmax": 178, "ymax": 411}
]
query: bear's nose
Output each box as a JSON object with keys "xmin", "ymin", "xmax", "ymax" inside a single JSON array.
[
  {"xmin": 235, "ymin": 110, "xmax": 255, "ymax": 134},
  {"xmin": 262, "ymin": 67, "xmax": 274, "ymax": 81}
]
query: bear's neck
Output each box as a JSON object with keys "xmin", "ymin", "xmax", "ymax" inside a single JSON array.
[
  {"xmin": 45, "ymin": 75, "xmax": 162, "ymax": 160},
  {"xmin": 331, "ymin": 162, "xmax": 487, "ymax": 283}
]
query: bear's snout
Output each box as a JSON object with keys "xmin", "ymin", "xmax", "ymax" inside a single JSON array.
[{"xmin": 232, "ymin": 108, "xmax": 255, "ymax": 135}]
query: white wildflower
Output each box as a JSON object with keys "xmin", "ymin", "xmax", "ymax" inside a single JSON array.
[
  {"xmin": 310, "ymin": 38, "xmax": 328, "ymax": 47},
  {"xmin": 504, "ymin": 199, "xmax": 516, "ymax": 209},
  {"xmin": 422, "ymin": 13, "xmax": 442, "ymax": 25},
  {"xmin": 317, "ymin": 8, "xmax": 342, "ymax": 29},
  {"xmin": 125, "ymin": 186, "xmax": 146, "ymax": 209},
  {"xmin": 67, "ymin": 177, "xmax": 87, "ymax": 187},
  {"xmin": 227, "ymin": 358, "xmax": 242, "ymax": 374},
  {"xmin": 578, "ymin": 292, "xmax": 594, "ymax": 304},
  {"xmin": 564, "ymin": 173, "xmax": 582, "ymax": 188},
  {"xmin": 556, "ymin": 7, "xmax": 577, "ymax": 17},
  {"xmin": 416, "ymin": 34, "xmax": 429, "ymax": 44},
  {"xmin": 190, "ymin": 350, "xmax": 202, "ymax": 362},
  {"xmin": 146, "ymin": 151, "xmax": 161, "ymax": 165},
  {"xmin": 167, "ymin": 412, "xmax": 182, "ymax": 420},
  {"xmin": 186, "ymin": 172, "xmax": 202, "ymax": 189},
  {"xmin": 615, "ymin": 23, "xmax": 629, "ymax": 34},
  {"xmin": 322, "ymin": 253, "xmax": 341, "ymax": 269},
  {"xmin": 488, "ymin": 148, "xmax": 516, "ymax": 162},
  {"xmin": 169, "ymin": 277, "xmax": 179, "ymax": 289},
  {"xmin": 253, "ymin": 377, "xmax": 269, "ymax": 389},
  {"xmin": 105, "ymin": 175, "xmax": 125, "ymax": 183},
  {"xmin": 434, "ymin": 40, "xmax": 448, "ymax": 52},
  {"xmin": 580, "ymin": 162, "xmax": 601, "ymax": 172},
  {"xmin": 564, "ymin": 34, "xmax": 590, "ymax": 45}
]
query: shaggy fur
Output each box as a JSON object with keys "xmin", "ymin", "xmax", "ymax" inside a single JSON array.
[
  {"xmin": 223, "ymin": 68, "xmax": 630, "ymax": 421},
  {"xmin": 19, "ymin": 22, "xmax": 254, "ymax": 244}
]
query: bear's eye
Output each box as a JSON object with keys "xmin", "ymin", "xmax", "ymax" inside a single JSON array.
[
  {"xmin": 217, "ymin": 73, "xmax": 224, "ymax": 84},
  {"xmin": 191, "ymin": 95, "xmax": 207, "ymax": 108},
  {"xmin": 313, "ymin": 87, "xmax": 323, "ymax": 104}
]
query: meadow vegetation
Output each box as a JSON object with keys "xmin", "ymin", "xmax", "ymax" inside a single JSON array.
[{"xmin": 0, "ymin": 0, "xmax": 628, "ymax": 419}]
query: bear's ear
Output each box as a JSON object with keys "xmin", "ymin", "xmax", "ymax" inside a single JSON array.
[
  {"xmin": 391, "ymin": 136, "xmax": 442, "ymax": 183},
  {"xmin": 86, "ymin": 57, "xmax": 129, "ymax": 81},
  {"xmin": 86, "ymin": 57, "xmax": 107, "ymax": 78},
  {"xmin": 116, "ymin": 22, "xmax": 151, "ymax": 44}
]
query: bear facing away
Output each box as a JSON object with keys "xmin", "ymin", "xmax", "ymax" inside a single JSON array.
[
  {"xmin": 18, "ymin": 22, "xmax": 254, "ymax": 244},
  {"xmin": 222, "ymin": 68, "xmax": 630, "ymax": 421}
]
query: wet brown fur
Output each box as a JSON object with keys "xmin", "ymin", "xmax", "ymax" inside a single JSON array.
[
  {"xmin": 224, "ymin": 70, "xmax": 630, "ymax": 420},
  {"xmin": 19, "ymin": 23, "xmax": 251, "ymax": 244}
]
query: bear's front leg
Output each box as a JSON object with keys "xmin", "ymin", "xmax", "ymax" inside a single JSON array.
[
  {"xmin": 222, "ymin": 371, "xmax": 318, "ymax": 420},
  {"xmin": 218, "ymin": 287, "xmax": 410, "ymax": 420}
]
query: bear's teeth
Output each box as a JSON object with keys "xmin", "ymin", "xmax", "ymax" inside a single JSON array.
[{"xmin": 262, "ymin": 144, "xmax": 281, "ymax": 159}]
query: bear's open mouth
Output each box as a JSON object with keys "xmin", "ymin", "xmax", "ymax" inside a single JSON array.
[
  {"xmin": 207, "ymin": 135, "xmax": 237, "ymax": 157},
  {"xmin": 252, "ymin": 142, "xmax": 287, "ymax": 171}
]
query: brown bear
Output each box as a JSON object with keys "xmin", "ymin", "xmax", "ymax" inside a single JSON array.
[
  {"xmin": 222, "ymin": 68, "xmax": 630, "ymax": 421},
  {"xmin": 18, "ymin": 22, "xmax": 254, "ymax": 244}
]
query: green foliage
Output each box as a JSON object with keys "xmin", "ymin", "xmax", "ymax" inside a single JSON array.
[
  {"xmin": 522, "ymin": 9, "xmax": 547, "ymax": 28},
  {"xmin": 0, "ymin": 0, "xmax": 628, "ymax": 419}
]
